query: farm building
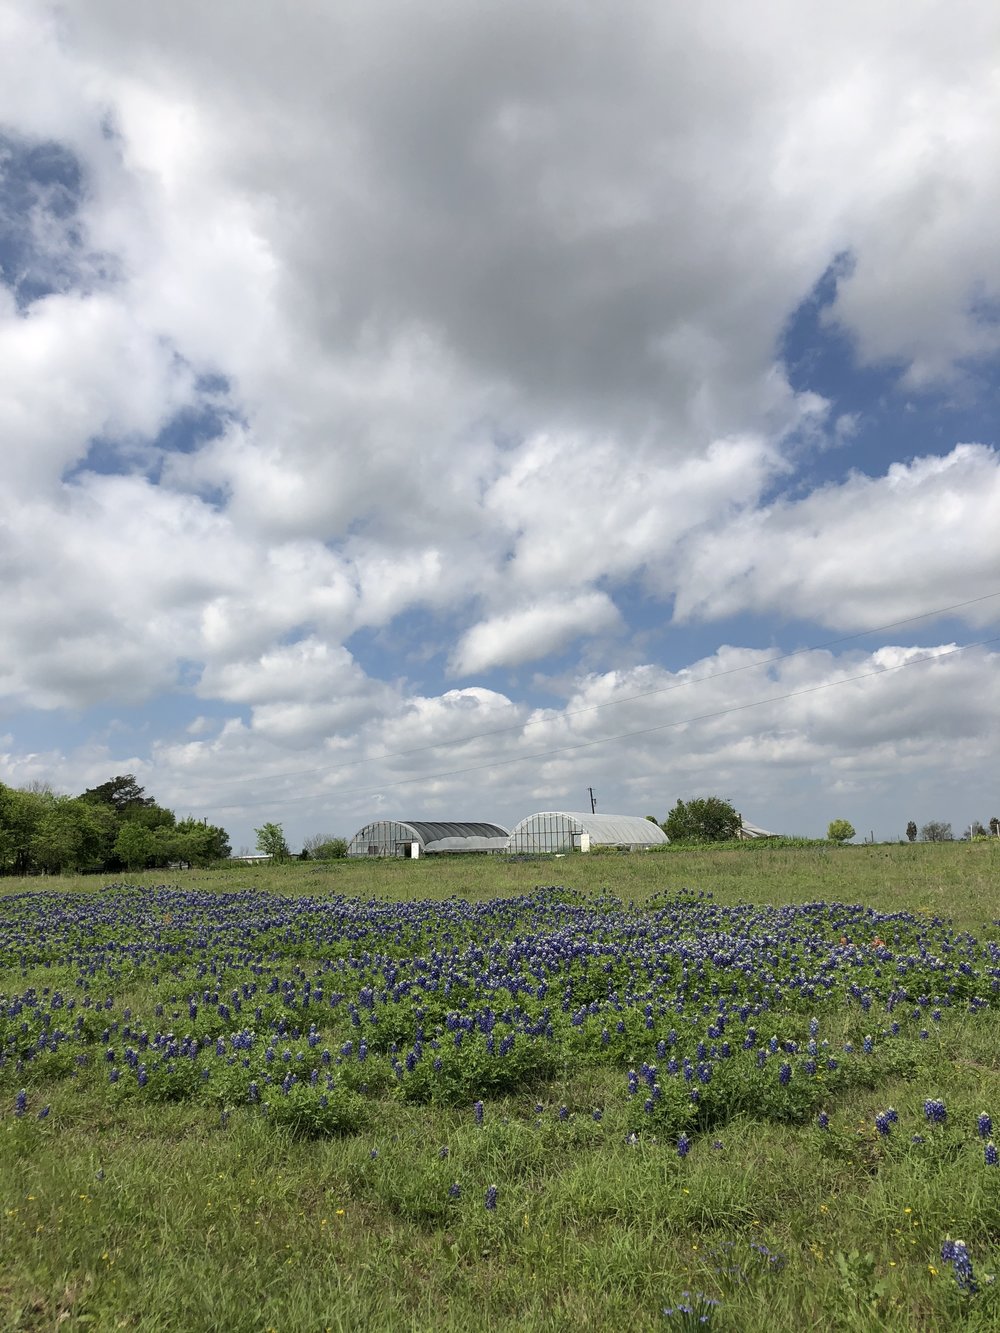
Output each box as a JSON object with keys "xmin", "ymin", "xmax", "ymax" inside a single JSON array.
[
  {"xmin": 346, "ymin": 819, "xmax": 510, "ymax": 858},
  {"xmin": 506, "ymin": 811, "xmax": 668, "ymax": 855},
  {"xmin": 737, "ymin": 819, "xmax": 778, "ymax": 840}
]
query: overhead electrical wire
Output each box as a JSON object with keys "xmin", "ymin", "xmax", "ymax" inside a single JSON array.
[{"xmin": 213, "ymin": 629, "xmax": 1000, "ymax": 810}]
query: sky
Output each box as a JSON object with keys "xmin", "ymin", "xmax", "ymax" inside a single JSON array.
[{"xmin": 2, "ymin": 0, "xmax": 999, "ymax": 853}]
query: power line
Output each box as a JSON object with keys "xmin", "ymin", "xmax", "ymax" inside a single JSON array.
[
  {"xmin": 206, "ymin": 588, "xmax": 1000, "ymax": 789},
  {"xmin": 213, "ymin": 633, "xmax": 1000, "ymax": 810}
]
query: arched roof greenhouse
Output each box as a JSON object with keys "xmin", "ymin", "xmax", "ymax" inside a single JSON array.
[
  {"xmin": 347, "ymin": 819, "xmax": 510, "ymax": 857},
  {"xmin": 506, "ymin": 811, "xmax": 667, "ymax": 854}
]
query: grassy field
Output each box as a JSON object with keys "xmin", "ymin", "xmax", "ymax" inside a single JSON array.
[
  {"xmin": 6, "ymin": 838, "xmax": 997, "ymax": 927},
  {"xmin": 1, "ymin": 842, "xmax": 999, "ymax": 1331}
]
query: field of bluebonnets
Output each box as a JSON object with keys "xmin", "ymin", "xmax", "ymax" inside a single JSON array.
[{"xmin": 1, "ymin": 843, "xmax": 999, "ymax": 1331}]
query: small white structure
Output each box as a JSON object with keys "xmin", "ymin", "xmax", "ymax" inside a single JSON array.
[
  {"xmin": 506, "ymin": 811, "xmax": 668, "ymax": 855},
  {"xmin": 346, "ymin": 819, "xmax": 510, "ymax": 857},
  {"xmin": 737, "ymin": 820, "xmax": 778, "ymax": 840}
]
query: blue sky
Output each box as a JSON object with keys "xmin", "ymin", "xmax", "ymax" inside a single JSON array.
[{"xmin": 1, "ymin": 1, "xmax": 999, "ymax": 851}]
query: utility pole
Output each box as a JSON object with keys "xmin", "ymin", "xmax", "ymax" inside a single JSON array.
[{"xmin": 588, "ymin": 787, "xmax": 597, "ymax": 814}]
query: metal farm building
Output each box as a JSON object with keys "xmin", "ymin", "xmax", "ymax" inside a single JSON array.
[
  {"xmin": 346, "ymin": 819, "xmax": 510, "ymax": 858},
  {"xmin": 505, "ymin": 811, "xmax": 668, "ymax": 855}
]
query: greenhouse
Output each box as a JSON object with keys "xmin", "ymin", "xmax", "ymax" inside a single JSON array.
[
  {"xmin": 505, "ymin": 811, "xmax": 668, "ymax": 854},
  {"xmin": 346, "ymin": 819, "xmax": 510, "ymax": 858}
]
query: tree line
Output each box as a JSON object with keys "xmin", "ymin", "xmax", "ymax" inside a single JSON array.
[
  {"xmin": 905, "ymin": 818, "xmax": 1000, "ymax": 843},
  {"xmin": 652, "ymin": 800, "xmax": 1000, "ymax": 846},
  {"xmin": 0, "ymin": 775, "xmax": 230, "ymax": 875},
  {"xmin": 250, "ymin": 824, "xmax": 347, "ymax": 862}
]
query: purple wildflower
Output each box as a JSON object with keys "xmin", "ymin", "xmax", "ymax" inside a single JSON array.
[{"xmin": 941, "ymin": 1239, "xmax": 978, "ymax": 1295}]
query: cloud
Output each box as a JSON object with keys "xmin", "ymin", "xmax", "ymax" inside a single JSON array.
[
  {"xmin": 672, "ymin": 445, "xmax": 1000, "ymax": 629},
  {"xmin": 1, "ymin": 1, "xmax": 999, "ymax": 853},
  {"xmin": 451, "ymin": 592, "xmax": 623, "ymax": 675}
]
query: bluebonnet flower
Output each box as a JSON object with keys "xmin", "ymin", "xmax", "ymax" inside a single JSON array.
[
  {"xmin": 474, "ymin": 1100, "xmax": 484, "ymax": 1125},
  {"xmin": 677, "ymin": 1133, "xmax": 690, "ymax": 1157},
  {"xmin": 977, "ymin": 1112, "xmax": 992, "ymax": 1139},
  {"xmin": 817, "ymin": 1111, "xmax": 830, "ymax": 1130},
  {"xmin": 778, "ymin": 1063, "xmax": 791, "ymax": 1086},
  {"xmin": 874, "ymin": 1110, "xmax": 893, "ymax": 1137},
  {"xmin": 448, "ymin": 1182, "xmax": 461, "ymax": 1199},
  {"xmin": 484, "ymin": 1185, "xmax": 497, "ymax": 1211},
  {"xmin": 985, "ymin": 1142, "xmax": 998, "ymax": 1166},
  {"xmin": 14, "ymin": 1089, "xmax": 27, "ymax": 1117},
  {"xmin": 941, "ymin": 1238, "xmax": 978, "ymax": 1294},
  {"xmin": 662, "ymin": 1292, "xmax": 720, "ymax": 1323},
  {"xmin": 558, "ymin": 1105, "xmax": 569, "ymax": 1121},
  {"xmin": 37, "ymin": 1105, "xmax": 50, "ymax": 1121},
  {"xmin": 924, "ymin": 1098, "xmax": 947, "ymax": 1124}
]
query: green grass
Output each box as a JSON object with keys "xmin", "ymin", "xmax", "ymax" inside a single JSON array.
[
  {"xmin": 5, "ymin": 837, "xmax": 998, "ymax": 929},
  {"xmin": 1, "ymin": 843, "xmax": 999, "ymax": 1331}
]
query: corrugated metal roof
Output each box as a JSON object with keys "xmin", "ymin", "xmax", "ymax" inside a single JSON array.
[{"xmin": 402, "ymin": 821, "xmax": 510, "ymax": 842}]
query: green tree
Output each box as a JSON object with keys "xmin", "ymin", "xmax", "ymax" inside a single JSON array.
[
  {"xmin": 663, "ymin": 797, "xmax": 741, "ymax": 843},
  {"xmin": 302, "ymin": 833, "xmax": 348, "ymax": 860},
  {"xmin": 921, "ymin": 821, "xmax": 953, "ymax": 843},
  {"xmin": 905, "ymin": 820, "xmax": 917, "ymax": 842},
  {"xmin": 255, "ymin": 822, "xmax": 290, "ymax": 861},
  {"xmin": 173, "ymin": 818, "xmax": 231, "ymax": 865},
  {"xmin": 30, "ymin": 796, "xmax": 113, "ymax": 873},
  {"xmin": 827, "ymin": 819, "xmax": 855, "ymax": 844},
  {"xmin": 0, "ymin": 783, "xmax": 47, "ymax": 874},
  {"xmin": 80, "ymin": 774, "xmax": 155, "ymax": 814},
  {"xmin": 115, "ymin": 821, "xmax": 153, "ymax": 871}
]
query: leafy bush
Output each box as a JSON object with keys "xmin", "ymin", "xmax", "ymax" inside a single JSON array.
[
  {"xmin": 664, "ymin": 797, "xmax": 741, "ymax": 843},
  {"xmin": 827, "ymin": 820, "xmax": 856, "ymax": 844},
  {"xmin": 264, "ymin": 1083, "xmax": 368, "ymax": 1137}
]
